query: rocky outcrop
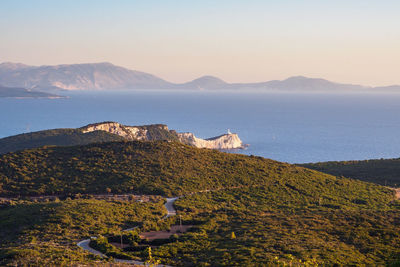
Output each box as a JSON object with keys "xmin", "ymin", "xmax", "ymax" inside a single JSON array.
[
  {"xmin": 177, "ymin": 132, "xmax": 245, "ymax": 149},
  {"xmin": 81, "ymin": 122, "xmax": 150, "ymax": 141},
  {"xmin": 81, "ymin": 122, "xmax": 246, "ymax": 150}
]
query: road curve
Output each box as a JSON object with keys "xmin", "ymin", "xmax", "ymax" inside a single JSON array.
[
  {"xmin": 164, "ymin": 197, "xmax": 178, "ymax": 218},
  {"xmin": 77, "ymin": 239, "xmax": 106, "ymax": 258},
  {"xmin": 77, "ymin": 197, "xmax": 178, "ymax": 266}
]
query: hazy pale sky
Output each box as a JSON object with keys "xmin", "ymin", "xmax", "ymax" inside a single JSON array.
[{"xmin": 1, "ymin": 0, "xmax": 399, "ymax": 86}]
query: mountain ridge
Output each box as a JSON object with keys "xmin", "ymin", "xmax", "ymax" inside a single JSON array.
[
  {"xmin": 1, "ymin": 61, "xmax": 399, "ymax": 92},
  {"xmin": 0, "ymin": 62, "xmax": 172, "ymax": 91}
]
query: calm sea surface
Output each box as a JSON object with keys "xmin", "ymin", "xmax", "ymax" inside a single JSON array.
[{"xmin": 1, "ymin": 90, "xmax": 400, "ymax": 163}]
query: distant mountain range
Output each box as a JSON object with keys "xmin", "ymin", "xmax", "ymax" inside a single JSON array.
[{"xmin": 0, "ymin": 61, "xmax": 399, "ymax": 92}]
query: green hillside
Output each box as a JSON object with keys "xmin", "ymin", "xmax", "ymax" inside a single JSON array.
[
  {"xmin": 0, "ymin": 198, "xmax": 165, "ymax": 266},
  {"xmin": 301, "ymin": 158, "xmax": 400, "ymax": 187},
  {"xmin": 0, "ymin": 141, "xmax": 399, "ymax": 265},
  {"xmin": 0, "ymin": 128, "xmax": 125, "ymax": 154},
  {"xmin": 166, "ymin": 187, "xmax": 400, "ymax": 266},
  {"xmin": 0, "ymin": 140, "xmax": 389, "ymax": 198}
]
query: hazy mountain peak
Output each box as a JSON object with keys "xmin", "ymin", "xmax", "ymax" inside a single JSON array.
[
  {"xmin": 0, "ymin": 62, "xmax": 31, "ymax": 71},
  {"xmin": 182, "ymin": 75, "xmax": 227, "ymax": 89},
  {"xmin": 284, "ymin": 75, "xmax": 314, "ymax": 81},
  {"xmin": 0, "ymin": 62, "xmax": 172, "ymax": 90},
  {"xmin": 193, "ymin": 75, "xmax": 226, "ymax": 83},
  {"xmin": 273, "ymin": 75, "xmax": 369, "ymax": 91},
  {"xmin": 55, "ymin": 62, "xmax": 115, "ymax": 68}
]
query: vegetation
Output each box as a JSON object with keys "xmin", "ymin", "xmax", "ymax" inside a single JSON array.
[
  {"xmin": 301, "ymin": 158, "xmax": 400, "ymax": 187},
  {"xmin": 160, "ymin": 187, "xmax": 400, "ymax": 266},
  {"xmin": 0, "ymin": 140, "xmax": 354, "ymax": 197},
  {"xmin": 0, "ymin": 140, "xmax": 399, "ymax": 265},
  {"xmin": 0, "ymin": 197, "xmax": 165, "ymax": 266},
  {"xmin": 0, "ymin": 128, "xmax": 125, "ymax": 154},
  {"xmin": 132, "ymin": 124, "xmax": 180, "ymax": 142},
  {"xmin": 34, "ymin": 184, "xmax": 398, "ymax": 266}
]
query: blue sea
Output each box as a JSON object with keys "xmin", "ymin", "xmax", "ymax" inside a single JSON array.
[{"xmin": 1, "ymin": 90, "xmax": 400, "ymax": 163}]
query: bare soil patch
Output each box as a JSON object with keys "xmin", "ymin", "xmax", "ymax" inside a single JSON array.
[{"xmin": 140, "ymin": 225, "xmax": 193, "ymax": 241}]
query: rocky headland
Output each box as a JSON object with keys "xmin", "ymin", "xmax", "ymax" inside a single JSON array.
[
  {"xmin": 177, "ymin": 132, "xmax": 245, "ymax": 149},
  {"xmin": 81, "ymin": 122, "xmax": 246, "ymax": 150},
  {"xmin": 0, "ymin": 121, "xmax": 246, "ymax": 154}
]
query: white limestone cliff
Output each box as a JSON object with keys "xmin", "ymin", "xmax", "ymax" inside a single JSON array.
[
  {"xmin": 81, "ymin": 122, "xmax": 246, "ymax": 150},
  {"xmin": 177, "ymin": 132, "xmax": 245, "ymax": 149},
  {"xmin": 82, "ymin": 122, "xmax": 150, "ymax": 141}
]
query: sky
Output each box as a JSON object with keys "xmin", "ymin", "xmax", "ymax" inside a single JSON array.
[{"xmin": 0, "ymin": 0, "xmax": 399, "ymax": 86}]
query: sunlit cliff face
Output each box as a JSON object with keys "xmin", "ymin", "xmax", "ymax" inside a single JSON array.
[{"xmin": 82, "ymin": 122, "xmax": 245, "ymax": 150}]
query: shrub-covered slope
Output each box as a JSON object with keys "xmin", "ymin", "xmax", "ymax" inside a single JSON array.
[
  {"xmin": 0, "ymin": 141, "xmax": 399, "ymax": 265},
  {"xmin": 301, "ymin": 158, "xmax": 400, "ymax": 187},
  {"xmin": 166, "ymin": 187, "xmax": 400, "ymax": 266},
  {"xmin": 0, "ymin": 128, "xmax": 125, "ymax": 154},
  {"xmin": 0, "ymin": 198, "xmax": 165, "ymax": 266},
  {"xmin": 0, "ymin": 140, "xmax": 392, "ymax": 199}
]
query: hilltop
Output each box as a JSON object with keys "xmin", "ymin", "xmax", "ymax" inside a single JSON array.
[
  {"xmin": 0, "ymin": 140, "xmax": 304, "ymax": 197},
  {"xmin": 0, "ymin": 140, "xmax": 392, "ymax": 198}
]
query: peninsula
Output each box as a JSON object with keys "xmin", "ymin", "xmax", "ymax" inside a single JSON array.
[
  {"xmin": 0, "ymin": 121, "xmax": 246, "ymax": 154},
  {"xmin": 0, "ymin": 85, "xmax": 64, "ymax": 98}
]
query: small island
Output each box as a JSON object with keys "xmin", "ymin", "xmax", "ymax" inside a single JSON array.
[{"xmin": 0, "ymin": 85, "xmax": 65, "ymax": 99}]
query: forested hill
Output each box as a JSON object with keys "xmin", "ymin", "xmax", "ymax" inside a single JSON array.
[
  {"xmin": 0, "ymin": 140, "xmax": 392, "ymax": 200},
  {"xmin": 300, "ymin": 158, "xmax": 400, "ymax": 187}
]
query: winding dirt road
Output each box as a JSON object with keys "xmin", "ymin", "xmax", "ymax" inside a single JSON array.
[{"xmin": 77, "ymin": 187, "xmax": 247, "ymax": 264}]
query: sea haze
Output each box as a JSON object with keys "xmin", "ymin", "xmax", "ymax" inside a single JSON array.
[{"xmin": 1, "ymin": 90, "xmax": 400, "ymax": 163}]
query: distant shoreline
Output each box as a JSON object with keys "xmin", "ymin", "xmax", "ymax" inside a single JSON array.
[{"xmin": 1, "ymin": 95, "xmax": 68, "ymax": 99}]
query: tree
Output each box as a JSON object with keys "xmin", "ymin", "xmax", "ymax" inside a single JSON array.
[
  {"xmin": 145, "ymin": 247, "xmax": 161, "ymax": 267},
  {"xmin": 231, "ymin": 231, "xmax": 236, "ymax": 239}
]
